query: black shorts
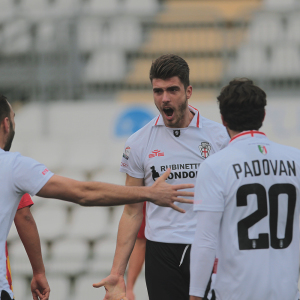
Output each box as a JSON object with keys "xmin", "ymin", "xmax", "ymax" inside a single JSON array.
[
  {"xmin": 1, "ymin": 290, "xmax": 13, "ymax": 300},
  {"xmin": 145, "ymin": 240, "xmax": 212, "ymax": 300}
]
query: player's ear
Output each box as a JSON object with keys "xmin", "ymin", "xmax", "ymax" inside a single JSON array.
[
  {"xmin": 186, "ymin": 86, "xmax": 192, "ymax": 100},
  {"xmin": 262, "ymin": 109, "xmax": 266, "ymax": 122},
  {"xmin": 2, "ymin": 117, "xmax": 10, "ymax": 133}
]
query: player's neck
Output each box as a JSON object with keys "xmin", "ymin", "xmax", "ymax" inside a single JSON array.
[{"xmin": 227, "ymin": 128, "xmax": 241, "ymax": 139}]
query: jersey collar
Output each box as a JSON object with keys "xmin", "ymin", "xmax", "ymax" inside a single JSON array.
[
  {"xmin": 229, "ymin": 130, "xmax": 267, "ymax": 144},
  {"xmin": 153, "ymin": 105, "xmax": 202, "ymax": 128}
]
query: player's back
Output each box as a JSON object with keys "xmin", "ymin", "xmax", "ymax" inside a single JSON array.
[{"xmin": 208, "ymin": 131, "xmax": 300, "ymax": 300}]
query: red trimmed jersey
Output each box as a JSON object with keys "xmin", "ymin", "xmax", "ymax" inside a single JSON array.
[
  {"xmin": 120, "ymin": 105, "xmax": 229, "ymax": 244},
  {"xmin": 6, "ymin": 194, "xmax": 34, "ymax": 293},
  {"xmin": 194, "ymin": 131, "xmax": 300, "ymax": 300}
]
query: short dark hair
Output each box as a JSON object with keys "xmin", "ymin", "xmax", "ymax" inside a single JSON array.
[
  {"xmin": 149, "ymin": 54, "xmax": 190, "ymax": 89},
  {"xmin": 0, "ymin": 95, "xmax": 11, "ymax": 123},
  {"xmin": 217, "ymin": 79, "xmax": 267, "ymax": 132}
]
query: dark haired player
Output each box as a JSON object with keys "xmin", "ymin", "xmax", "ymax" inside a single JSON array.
[
  {"xmin": 190, "ymin": 79, "xmax": 300, "ymax": 300},
  {"xmin": 95, "ymin": 54, "xmax": 229, "ymax": 300}
]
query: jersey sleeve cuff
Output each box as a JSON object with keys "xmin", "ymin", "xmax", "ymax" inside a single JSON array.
[
  {"xmin": 189, "ymin": 287, "xmax": 206, "ymax": 298},
  {"xmin": 30, "ymin": 172, "xmax": 54, "ymax": 196},
  {"xmin": 119, "ymin": 168, "xmax": 144, "ymax": 179}
]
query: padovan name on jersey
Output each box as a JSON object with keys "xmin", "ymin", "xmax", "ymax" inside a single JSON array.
[{"xmin": 233, "ymin": 159, "xmax": 296, "ymax": 179}]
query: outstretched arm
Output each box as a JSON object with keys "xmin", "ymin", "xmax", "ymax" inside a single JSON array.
[
  {"xmin": 37, "ymin": 169, "xmax": 194, "ymax": 210},
  {"xmin": 14, "ymin": 207, "xmax": 50, "ymax": 300}
]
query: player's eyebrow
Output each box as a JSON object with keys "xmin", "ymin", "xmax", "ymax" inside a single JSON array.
[
  {"xmin": 153, "ymin": 86, "xmax": 180, "ymax": 92},
  {"xmin": 166, "ymin": 86, "xmax": 180, "ymax": 91},
  {"xmin": 153, "ymin": 87, "xmax": 163, "ymax": 93}
]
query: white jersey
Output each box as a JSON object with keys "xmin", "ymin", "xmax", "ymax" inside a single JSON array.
[
  {"xmin": 120, "ymin": 105, "xmax": 229, "ymax": 244},
  {"xmin": 193, "ymin": 131, "xmax": 300, "ymax": 300},
  {"xmin": 0, "ymin": 149, "xmax": 53, "ymax": 299}
]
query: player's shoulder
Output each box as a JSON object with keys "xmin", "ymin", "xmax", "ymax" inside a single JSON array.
[
  {"xmin": 201, "ymin": 116, "xmax": 226, "ymax": 133},
  {"xmin": 271, "ymin": 140, "xmax": 300, "ymax": 159},
  {"xmin": 0, "ymin": 149, "xmax": 22, "ymax": 162},
  {"xmin": 125, "ymin": 115, "xmax": 158, "ymax": 144},
  {"xmin": 200, "ymin": 116, "xmax": 229, "ymax": 146}
]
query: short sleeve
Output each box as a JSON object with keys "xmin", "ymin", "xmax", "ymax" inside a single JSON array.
[
  {"xmin": 17, "ymin": 193, "xmax": 34, "ymax": 210},
  {"xmin": 119, "ymin": 138, "xmax": 144, "ymax": 179},
  {"xmin": 12, "ymin": 154, "xmax": 54, "ymax": 196},
  {"xmin": 194, "ymin": 161, "xmax": 224, "ymax": 212}
]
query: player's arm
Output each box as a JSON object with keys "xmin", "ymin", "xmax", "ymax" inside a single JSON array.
[
  {"xmin": 189, "ymin": 211, "xmax": 222, "ymax": 300},
  {"xmin": 14, "ymin": 206, "xmax": 50, "ymax": 300},
  {"xmin": 37, "ymin": 170, "xmax": 193, "ymax": 211},
  {"xmin": 93, "ymin": 175, "xmax": 145, "ymax": 300},
  {"xmin": 126, "ymin": 237, "xmax": 146, "ymax": 300}
]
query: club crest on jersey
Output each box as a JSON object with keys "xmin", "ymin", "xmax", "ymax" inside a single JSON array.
[
  {"xmin": 173, "ymin": 130, "xmax": 180, "ymax": 137},
  {"xmin": 199, "ymin": 142, "xmax": 211, "ymax": 159},
  {"xmin": 123, "ymin": 146, "xmax": 131, "ymax": 160},
  {"xmin": 258, "ymin": 145, "xmax": 267, "ymax": 155}
]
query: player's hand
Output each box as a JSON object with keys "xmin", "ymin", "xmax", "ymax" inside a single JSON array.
[
  {"xmin": 31, "ymin": 273, "xmax": 50, "ymax": 300},
  {"xmin": 149, "ymin": 168, "xmax": 194, "ymax": 213},
  {"xmin": 93, "ymin": 274, "xmax": 128, "ymax": 300},
  {"xmin": 126, "ymin": 289, "xmax": 135, "ymax": 300}
]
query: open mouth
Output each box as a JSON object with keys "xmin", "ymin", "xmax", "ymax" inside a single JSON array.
[{"xmin": 163, "ymin": 107, "xmax": 174, "ymax": 117}]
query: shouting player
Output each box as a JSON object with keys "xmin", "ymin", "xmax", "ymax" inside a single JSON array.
[
  {"xmin": 95, "ymin": 54, "xmax": 229, "ymax": 300},
  {"xmin": 0, "ymin": 95, "xmax": 194, "ymax": 300},
  {"xmin": 190, "ymin": 79, "xmax": 300, "ymax": 300}
]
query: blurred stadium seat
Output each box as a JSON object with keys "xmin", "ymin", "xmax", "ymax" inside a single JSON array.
[
  {"xmin": 82, "ymin": 0, "xmax": 120, "ymax": 15},
  {"xmin": 46, "ymin": 238, "xmax": 89, "ymax": 276},
  {"xmin": 90, "ymin": 238, "xmax": 117, "ymax": 273},
  {"xmin": 84, "ymin": 50, "xmax": 126, "ymax": 83},
  {"xmin": 263, "ymin": 0, "xmax": 298, "ymax": 10},
  {"xmin": 286, "ymin": 12, "xmax": 300, "ymax": 44},
  {"xmin": 228, "ymin": 44, "xmax": 269, "ymax": 79},
  {"xmin": 9, "ymin": 239, "xmax": 48, "ymax": 276},
  {"xmin": 43, "ymin": 276, "xmax": 70, "ymax": 300},
  {"xmin": 66, "ymin": 207, "xmax": 110, "ymax": 241},
  {"xmin": 247, "ymin": 13, "xmax": 284, "ymax": 45},
  {"xmin": 123, "ymin": 0, "xmax": 159, "ymax": 15},
  {"xmin": 11, "ymin": 276, "xmax": 30, "ymax": 300},
  {"xmin": 73, "ymin": 274, "xmax": 107, "ymax": 300},
  {"xmin": 32, "ymin": 205, "xmax": 68, "ymax": 243},
  {"xmin": 269, "ymin": 43, "xmax": 300, "ymax": 79}
]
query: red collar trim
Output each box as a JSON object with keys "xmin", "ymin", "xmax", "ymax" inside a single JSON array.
[
  {"xmin": 230, "ymin": 131, "xmax": 266, "ymax": 143},
  {"xmin": 188, "ymin": 105, "xmax": 200, "ymax": 128},
  {"xmin": 155, "ymin": 115, "xmax": 160, "ymax": 125}
]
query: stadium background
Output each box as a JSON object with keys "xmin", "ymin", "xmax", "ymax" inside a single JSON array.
[{"xmin": 2, "ymin": 0, "xmax": 300, "ymax": 299}]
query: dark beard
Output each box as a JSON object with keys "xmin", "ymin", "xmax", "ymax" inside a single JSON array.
[
  {"xmin": 4, "ymin": 122, "xmax": 15, "ymax": 151},
  {"xmin": 177, "ymin": 97, "xmax": 188, "ymax": 121}
]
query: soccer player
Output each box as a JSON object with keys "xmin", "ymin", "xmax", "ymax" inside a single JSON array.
[
  {"xmin": 190, "ymin": 79, "xmax": 300, "ymax": 300},
  {"xmin": 126, "ymin": 203, "xmax": 146, "ymax": 300},
  {"xmin": 95, "ymin": 54, "xmax": 229, "ymax": 300},
  {"xmin": 6, "ymin": 194, "xmax": 50, "ymax": 300},
  {"xmin": 0, "ymin": 95, "xmax": 194, "ymax": 300}
]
